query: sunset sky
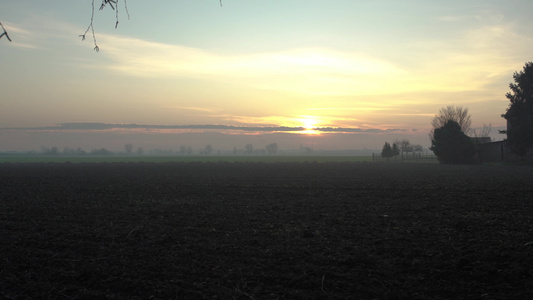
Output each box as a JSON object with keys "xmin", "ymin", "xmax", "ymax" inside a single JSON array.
[{"xmin": 1, "ymin": 1, "xmax": 532, "ymax": 152}]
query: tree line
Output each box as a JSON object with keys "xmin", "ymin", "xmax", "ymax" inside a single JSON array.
[
  {"xmin": 36, "ymin": 143, "xmax": 280, "ymax": 156},
  {"xmin": 380, "ymin": 140, "xmax": 424, "ymax": 161},
  {"xmin": 392, "ymin": 61, "xmax": 533, "ymax": 164}
]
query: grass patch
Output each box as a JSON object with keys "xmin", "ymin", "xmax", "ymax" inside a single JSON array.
[{"xmin": 0, "ymin": 155, "xmax": 378, "ymax": 164}]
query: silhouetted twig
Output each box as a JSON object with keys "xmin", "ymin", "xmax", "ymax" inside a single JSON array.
[
  {"xmin": 0, "ymin": 21, "xmax": 12, "ymax": 42},
  {"xmin": 79, "ymin": 0, "xmax": 99, "ymax": 51},
  {"xmin": 80, "ymin": 0, "xmax": 130, "ymax": 51},
  {"xmin": 79, "ymin": 0, "xmax": 220, "ymax": 51}
]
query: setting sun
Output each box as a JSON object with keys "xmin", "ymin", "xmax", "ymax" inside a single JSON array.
[{"xmin": 301, "ymin": 118, "xmax": 321, "ymax": 135}]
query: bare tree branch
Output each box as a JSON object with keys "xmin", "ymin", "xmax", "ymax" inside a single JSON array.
[
  {"xmin": 0, "ymin": 21, "xmax": 12, "ymax": 42},
  {"xmin": 471, "ymin": 123, "xmax": 492, "ymax": 141},
  {"xmin": 80, "ymin": 0, "xmax": 131, "ymax": 51},
  {"xmin": 431, "ymin": 106, "xmax": 472, "ymax": 134},
  {"xmin": 79, "ymin": 0, "xmax": 99, "ymax": 51},
  {"xmin": 4, "ymin": 1, "xmax": 218, "ymax": 50}
]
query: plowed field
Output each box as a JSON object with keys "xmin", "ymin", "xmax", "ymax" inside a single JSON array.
[{"xmin": 1, "ymin": 162, "xmax": 533, "ymax": 299}]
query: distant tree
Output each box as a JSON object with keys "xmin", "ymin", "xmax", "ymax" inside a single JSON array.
[
  {"xmin": 90, "ymin": 148, "xmax": 113, "ymax": 156},
  {"xmin": 392, "ymin": 142, "xmax": 400, "ymax": 157},
  {"xmin": 245, "ymin": 144, "xmax": 254, "ymax": 154},
  {"xmin": 204, "ymin": 144, "xmax": 213, "ymax": 155},
  {"xmin": 299, "ymin": 145, "xmax": 313, "ymax": 154},
  {"xmin": 381, "ymin": 142, "xmax": 394, "ymax": 161},
  {"xmin": 75, "ymin": 147, "xmax": 87, "ymax": 155},
  {"xmin": 501, "ymin": 62, "xmax": 533, "ymax": 159},
  {"xmin": 62, "ymin": 146, "xmax": 86, "ymax": 156},
  {"xmin": 266, "ymin": 143, "xmax": 278, "ymax": 155},
  {"xmin": 431, "ymin": 106, "xmax": 472, "ymax": 135},
  {"xmin": 394, "ymin": 139, "xmax": 412, "ymax": 158},
  {"xmin": 41, "ymin": 146, "xmax": 59, "ymax": 155},
  {"xmin": 412, "ymin": 144, "xmax": 423, "ymax": 157},
  {"xmin": 430, "ymin": 120, "xmax": 475, "ymax": 164},
  {"xmin": 62, "ymin": 147, "xmax": 72, "ymax": 155},
  {"xmin": 136, "ymin": 147, "xmax": 143, "ymax": 155},
  {"xmin": 124, "ymin": 143, "xmax": 133, "ymax": 154}
]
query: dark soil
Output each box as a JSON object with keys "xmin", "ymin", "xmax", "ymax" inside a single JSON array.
[{"xmin": 1, "ymin": 162, "xmax": 533, "ymax": 299}]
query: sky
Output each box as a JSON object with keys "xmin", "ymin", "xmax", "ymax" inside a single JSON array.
[{"xmin": 1, "ymin": 0, "xmax": 532, "ymax": 153}]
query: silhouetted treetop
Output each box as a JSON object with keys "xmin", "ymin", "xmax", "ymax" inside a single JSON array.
[
  {"xmin": 430, "ymin": 120, "xmax": 475, "ymax": 164},
  {"xmin": 501, "ymin": 62, "xmax": 533, "ymax": 158}
]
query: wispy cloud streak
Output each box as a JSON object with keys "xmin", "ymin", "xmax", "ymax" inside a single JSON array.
[{"xmin": 1, "ymin": 123, "xmax": 405, "ymax": 134}]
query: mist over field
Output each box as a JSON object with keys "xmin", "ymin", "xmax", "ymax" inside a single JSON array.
[{"xmin": 0, "ymin": 123, "xmax": 505, "ymax": 154}]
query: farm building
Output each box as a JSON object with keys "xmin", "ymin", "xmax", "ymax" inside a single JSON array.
[
  {"xmin": 476, "ymin": 140, "xmax": 533, "ymax": 162},
  {"xmin": 471, "ymin": 112, "xmax": 533, "ymax": 162}
]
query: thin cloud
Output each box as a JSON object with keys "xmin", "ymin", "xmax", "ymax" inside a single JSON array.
[
  {"xmin": 410, "ymin": 12, "xmax": 530, "ymax": 93},
  {"xmin": 169, "ymin": 106, "xmax": 217, "ymax": 113},
  {"xmin": 306, "ymin": 107, "xmax": 395, "ymax": 112},
  {"xmin": 92, "ymin": 25, "xmax": 531, "ymax": 101},
  {"xmin": 1, "ymin": 122, "xmax": 405, "ymax": 134},
  {"xmin": 97, "ymin": 36, "xmax": 403, "ymax": 79},
  {"xmin": 92, "ymin": 34, "xmax": 407, "ymax": 96}
]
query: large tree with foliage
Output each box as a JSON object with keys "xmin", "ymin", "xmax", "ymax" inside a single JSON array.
[
  {"xmin": 501, "ymin": 62, "xmax": 533, "ymax": 159},
  {"xmin": 430, "ymin": 120, "xmax": 475, "ymax": 164}
]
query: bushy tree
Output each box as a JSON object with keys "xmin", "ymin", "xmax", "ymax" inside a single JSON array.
[
  {"xmin": 430, "ymin": 120, "xmax": 475, "ymax": 164},
  {"xmin": 381, "ymin": 142, "xmax": 394, "ymax": 161},
  {"xmin": 501, "ymin": 62, "xmax": 533, "ymax": 159}
]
